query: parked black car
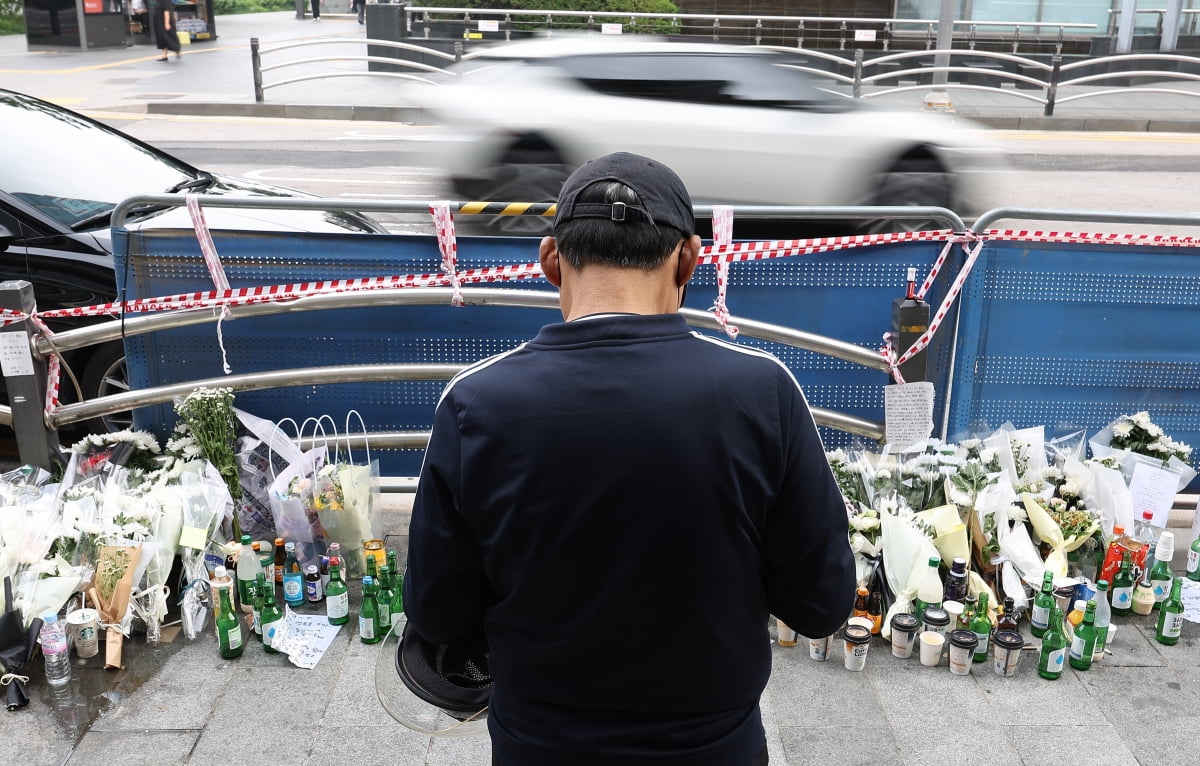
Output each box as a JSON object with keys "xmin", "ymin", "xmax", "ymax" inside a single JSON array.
[{"xmin": 0, "ymin": 88, "xmax": 386, "ymax": 432}]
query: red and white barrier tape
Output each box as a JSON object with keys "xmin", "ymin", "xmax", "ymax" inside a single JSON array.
[
  {"xmin": 880, "ymin": 332, "xmax": 905, "ymax": 386},
  {"xmin": 431, "ymin": 201, "xmax": 464, "ymax": 307},
  {"xmin": 708, "ymin": 205, "xmax": 739, "ymax": 340},
  {"xmin": 186, "ymin": 194, "xmax": 234, "ymax": 373}
]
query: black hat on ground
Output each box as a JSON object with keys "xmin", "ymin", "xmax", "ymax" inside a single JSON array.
[{"xmin": 395, "ymin": 619, "xmax": 491, "ymax": 721}]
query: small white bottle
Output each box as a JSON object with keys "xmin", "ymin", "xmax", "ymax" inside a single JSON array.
[{"xmin": 914, "ymin": 556, "xmax": 944, "ymax": 620}]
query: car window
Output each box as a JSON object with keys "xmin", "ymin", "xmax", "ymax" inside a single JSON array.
[
  {"xmin": 553, "ymin": 52, "xmax": 835, "ymax": 107},
  {"xmin": 0, "ymin": 92, "xmax": 194, "ymax": 229}
]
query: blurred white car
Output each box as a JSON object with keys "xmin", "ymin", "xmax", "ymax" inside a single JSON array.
[{"xmin": 413, "ymin": 36, "xmax": 1002, "ymax": 235}]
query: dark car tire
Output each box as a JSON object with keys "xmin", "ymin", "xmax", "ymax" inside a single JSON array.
[
  {"xmin": 79, "ymin": 341, "xmax": 132, "ymax": 434},
  {"xmin": 861, "ymin": 157, "xmax": 955, "ymax": 235}
]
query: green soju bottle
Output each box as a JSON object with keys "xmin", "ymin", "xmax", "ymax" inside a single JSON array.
[
  {"xmin": 970, "ymin": 592, "xmax": 992, "ymax": 662},
  {"xmin": 252, "ymin": 572, "xmax": 267, "ymax": 641},
  {"xmin": 326, "ymin": 561, "xmax": 349, "ymax": 626},
  {"xmin": 1188, "ymin": 534, "xmax": 1200, "ymax": 582},
  {"xmin": 376, "ymin": 566, "xmax": 394, "ymax": 634},
  {"xmin": 365, "ymin": 553, "xmax": 379, "ymax": 584},
  {"xmin": 1030, "ymin": 570, "xmax": 1055, "ymax": 638},
  {"xmin": 1110, "ymin": 551, "xmax": 1135, "ymax": 616},
  {"xmin": 390, "ymin": 567, "xmax": 405, "ymax": 633},
  {"xmin": 359, "ymin": 575, "xmax": 381, "ymax": 644},
  {"xmin": 387, "ymin": 550, "xmax": 400, "ymax": 585},
  {"xmin": 1067, "ymin": 599, "xmax": 1097, "ymax": 671},
  {"xmin": 1037, "ymin": 604, "xmax": 1068, "ymax": 680},
  {"xmin": 216, "ymin": 586, "xmax": 244, "ymax": 659},
  {"xmin": 259, "ymin": 583, "xmax": 285, "ymax": 654},
  {"xmin": 1155, "ymin": 577, "xmax": 1185, "ymax": 646}
]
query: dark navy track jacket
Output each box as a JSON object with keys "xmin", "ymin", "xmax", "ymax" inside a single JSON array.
[{"xmin": 404, "ymin": 313, "xmax": 855, "ymax": 765}]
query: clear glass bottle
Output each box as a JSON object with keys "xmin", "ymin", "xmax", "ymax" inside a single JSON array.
[
  {"xmin": 216, "ymin": 586, "xmax": 244, "ymax": 659},
  {"xmin": 1037, "ymin": 604, "xmax": 1067, "ymax": 680},
  {"xmin": 1155, "ymin": 577, "xmax": 1185, "ymax": 645},
  {"xmin": 1067, "ymin": 600, "xmax": 1097, "ymax": 671},
  {"xmin": 1030, "ymin": 570, "xmax": 1055, "ymax": 638},
  {"xmin": 325, "ymin": 560, "xmax": 349, "ymax": 626},
  {"xmin": 1091, "ymin": 580, "xmax": 1111, "ymax": 662},
  {"xmin": 914, "ymin": 556, "xmax": 943, "ymax": 621}
]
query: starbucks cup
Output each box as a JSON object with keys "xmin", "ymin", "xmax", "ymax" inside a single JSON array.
[
  {"xmin": 808, "ymin": 635, "xmax": 831, "ymax": 662},
  {"xmin": 918, "ymin": 630, "xmax": 945, "ymax": 666},
  {"xmin": 842, "ymin": 625, "xmax": 872, "ymax": 671},
  {"xmin": 992, "ymin": 630, "xmax": 1024, "ymax": 677},
  {"xmin": 890, "ymin": 613, "xmax": 920, "ymax": 659},
  {"xmin": 66, "ymin": 608, "xmax": 100, "ymax": 659},
  {"xmin": 948, "ymin": 629, "xmax": 978, "ymax": 676}
]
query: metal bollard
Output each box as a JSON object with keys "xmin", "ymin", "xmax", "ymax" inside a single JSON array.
[{"xmin": 0, "ymin": 281, "xmax": 62, "ymax": 471}]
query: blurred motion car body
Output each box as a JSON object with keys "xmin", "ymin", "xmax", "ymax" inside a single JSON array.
[
  {"xmin": 413, "ymin": 36, "xmax": 1002, "ymax": 235},
  {"xmin": 0, "ymin": 88, "xmax": 386, "ymax": 432}
]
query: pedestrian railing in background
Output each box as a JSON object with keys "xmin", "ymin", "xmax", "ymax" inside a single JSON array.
[
  {"xmin": 3, "ymin": 198, "xmax": 1199, "ymax": 493},
  {"xmin": 404, "ymin": 5, "xmax": 1097, "ymax": 55},
  {"xmin": 248, "ymin": 33, "xmax": 1200, "ymax": 117}
]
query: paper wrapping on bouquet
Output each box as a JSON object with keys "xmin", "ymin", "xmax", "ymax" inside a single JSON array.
[
  {"xmin": 999, "ymin": 522, "xmax": 1047, "ymax": 589},
  {"xmin": 968, "ymin": 479, "xmax": 1019, "ymax": 575},
  {"xmin": 86, "ymin": 543, "xmax": 141, "ymax": 670},
  {"xmin": 915, "ymin": 504, "xmax": 969, "ymax": 567},
  {"xmin": 1021, "ymin": 494, "xmax": 1099, "ymax": 580},
  {"xmin": 879, "ymin": 509, "xmax": 939, "ymax": 640},
  {"xmin": 1089, "ymin": 427, "xmax": 1197, "ymax": 493},
  {"xmin": 316, "ymin": 460, "xmax": 380, "ymax": 579}
]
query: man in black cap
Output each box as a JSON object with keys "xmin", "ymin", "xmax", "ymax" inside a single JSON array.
[{"xmin": 404, "ymin": 152, "xmax": 854, "ymax": 765}]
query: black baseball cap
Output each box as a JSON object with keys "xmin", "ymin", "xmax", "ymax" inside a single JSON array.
[{"xmin": 554, "ymin": 152, "xmax": 695, "ymax": 236}]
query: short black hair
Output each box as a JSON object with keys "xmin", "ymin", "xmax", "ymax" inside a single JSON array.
[{"xmin": 554, "ymin": 180, "xmax": 685, "ymax": 271}]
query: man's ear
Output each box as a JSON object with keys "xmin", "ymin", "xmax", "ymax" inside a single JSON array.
[
  {"xmin": 539, "ymin": 236, "xmax": 562, "ymax": 288},
  {"xmin": 676, "ymin": 234, "xmax": 701, "ymax": 287}
]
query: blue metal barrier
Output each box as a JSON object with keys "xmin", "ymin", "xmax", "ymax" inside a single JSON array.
[
  {"xmin": 946, "ymin": 238, "xmax": 1200, "ymax": 486},
  {"xmin": 113, "ymin": 228, "xmax": 956, "ymax": 475}
]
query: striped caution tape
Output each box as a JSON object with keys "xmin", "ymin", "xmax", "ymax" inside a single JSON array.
[{"xmin": 456, "ymin": 202, "xmax": 557, "ymax": 217}]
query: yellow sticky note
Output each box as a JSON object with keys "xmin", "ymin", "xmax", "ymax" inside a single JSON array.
[{"xmin": 178, "ymin": 525, "xmax": 208, "ymax": 550}]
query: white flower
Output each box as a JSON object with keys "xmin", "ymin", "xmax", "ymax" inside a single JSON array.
[
  {"xmin": 1060, "ymin": 479, "xmax": 1080, "ymax": 497},
  {"xmin": 1146, "ymin": 423, "xmax": 1164, "ymax": 438},
  {"xmin": 876, "ymin": 469, "xmax": 892, "ymax": 481},
  {"xmin": 1112, "ymin": 422, "xmax": 1133, "ymax": 438},
  {"xmin": 827, "ymin": 449, "xmax": 848, "ymax": 464},
  {"xmin": 1008, "ymin": 504, "xmax": 1028, "ymax": 522},
  {"xmin": 1041, "ymin": 466, "xmax": 1063, "ymax": 481},
  {"xmin": 1131, "ymin": 411, "xmax": 1152, "ymax": 428},
  {"xmin": 850, "ymin": 516, "xmax": 881, "ymax": 533},
  {"xmin": 959, "ymin": 438, "xmax": 982, "ymax": 451},
  {"xmin": 979, "ymin": 448, "xmax": 997, "ymax": 465}
]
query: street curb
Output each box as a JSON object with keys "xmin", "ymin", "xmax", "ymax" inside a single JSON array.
[{"xmin": 134, "ymin": 101, "xmax": 1200, "ymax": 131}]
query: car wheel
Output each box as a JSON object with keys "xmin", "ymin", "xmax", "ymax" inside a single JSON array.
[
  {"xmin": 465, "ymin": 162, "xmax": 569, "ymax": 235},
  {"xmin": 861, "ymin": 157, "xmax": 954, "ymax": 235},
  {"xmin": 79, "ymin": 341, "xmax": 132, "ymax": 433}
]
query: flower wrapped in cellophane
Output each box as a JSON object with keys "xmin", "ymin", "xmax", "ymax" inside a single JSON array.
[{"xmin": 1090, "ymin": 411, "xmax": 1196, "ymax": 492}]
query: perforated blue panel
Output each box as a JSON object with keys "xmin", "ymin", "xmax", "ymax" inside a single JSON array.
[
  {"xmin": 947, "ymin": 240, "xmax": 1200, "ymax": 487},
  {"xmin": 113, "ymin": 229, "xmax": 956, "ymax": 475}
]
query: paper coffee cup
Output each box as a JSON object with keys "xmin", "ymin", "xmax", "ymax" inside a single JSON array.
[
  {"xmin": 66, "ymin": 608, "xmax": 100, "ymax": 659},
  {"xmin": 918, "ymin": 630, "xmax": 945, "ymax": 667}
]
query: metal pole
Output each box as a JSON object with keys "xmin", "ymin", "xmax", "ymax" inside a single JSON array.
[
  {"xmin": 1116, "ymin": 0, "xmax": 1137, "ymax": 52},
  {"xmin": 853, "ymin": 48, "xmax": 863, "ymax": 99},
  {"xmin": 1044, "ymin": 54, "xmax": 1061, "ymax": 116},
  {"xmin": 0, "ymin": 281, "xmax": 61, "ymax": 472},
  {"xmin": 1161, "ymin": 0, "xmax": 1184, "ymax": 49},
  {"xmin": 924, "ymin": 0, "xmax": 956, "ymax": 111},
  {"xmin": 251, "ymin": 37, "xmax": 264, "ymax": 104}
]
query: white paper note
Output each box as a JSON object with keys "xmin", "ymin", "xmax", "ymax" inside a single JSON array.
[
  {"xmin": 1128, "ymin": 461, "xmax": 1178, "ymax": 527},
  {"xmin": 270, "ymin": 606, "xmax": 343, "ymax": 669},
  {"xmin": 1180, "ymin": 579, "xmax": 1200, "ymax": 624},
  {"xmin": 884, "ymin": 382, "xmax": 934, "ymax": 450}
]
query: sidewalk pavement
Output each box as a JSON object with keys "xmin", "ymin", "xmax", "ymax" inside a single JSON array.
[
  {"xmin": 2, "ymin": 11, "xmax": 1200, "ymax": 131},
  {"xmin": 6, "ymin": 486, "xmax": 1200, "ymax": 766}
]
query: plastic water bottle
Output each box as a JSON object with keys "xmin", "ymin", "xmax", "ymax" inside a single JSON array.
[{"xmin": 40, "ymin": 611, "xmax": 72, "ymax": 687}]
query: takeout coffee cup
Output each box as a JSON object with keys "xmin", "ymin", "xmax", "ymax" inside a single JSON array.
[
  {"xmin": 919, "ymin": 630, "xmax": 945, "ymax": 666},
  {"xmin": 948, "ymin": 629, "xmax": 978, "ymax": 676},
  {"xmin": 992, "ymin": 630, "xmax": 1024, "ymax": 677},
  {"xmin": 66, "ymin": 608, "xmax": 100, "ymax": 659},
  {"xmin": 842, "ymin": 625, "xmax": 872, "ymax": 672},
  {"xmin": 890, "ymin": 613, "xmax": 920, "ymax": 659}
]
